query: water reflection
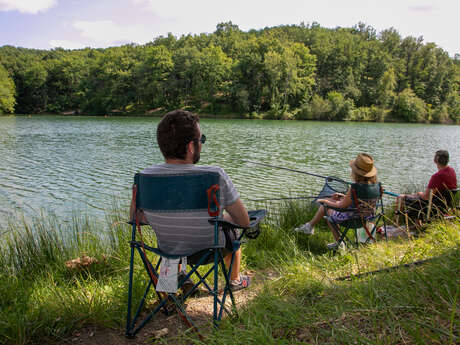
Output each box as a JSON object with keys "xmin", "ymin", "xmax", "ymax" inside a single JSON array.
[{"xmin": 0, "ymin": 116, "xmax": 459, "ymax": 227}]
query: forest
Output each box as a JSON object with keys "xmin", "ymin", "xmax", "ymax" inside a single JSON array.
[{"xmin": 1, "ymin": 22, "xmax": 459, "ymax": 123}]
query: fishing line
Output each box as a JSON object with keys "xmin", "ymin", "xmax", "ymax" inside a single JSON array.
[
  {"xmin": 250, "ymin": 195, "xmax": 333, "ymax": 202},
  {"xmin": 244, "ymin": 160, "xmax": 399, "ymax": 197},
  {"xmin": 244, "ymin": 160, "xmax": 328, "ymax": 179}
]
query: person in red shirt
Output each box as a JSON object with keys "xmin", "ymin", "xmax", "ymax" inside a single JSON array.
[{"xmin": 396, "ymin": 150, "xmax": 457, "ymax": 221}]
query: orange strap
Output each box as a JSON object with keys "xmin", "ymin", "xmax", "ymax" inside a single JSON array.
[
  {"xmin": 207, "ymin": 184, "xmax": 220, "ymax": 217},
  {"xmin": 132, "ymin": 184, "xmax": 158, "ymax": 284},
  {"xmin": 132, "ymin": 184, "xmax": 202, "ymax": 338}
]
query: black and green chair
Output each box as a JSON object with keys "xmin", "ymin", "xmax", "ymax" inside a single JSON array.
[
  {"xmin": 126, "ymin": 171, "xmax": 266, "ymax": 338},
  {"xmin": 399, "ymin": 188, "xmax": 459, "ymax": 227},
  {"xmin": 323, "ymin": 182, "xmax": 387, "ymax": 250},
  {"xmin": 425, "ymin": 188, "xmax": 459, "ymax": 222}
]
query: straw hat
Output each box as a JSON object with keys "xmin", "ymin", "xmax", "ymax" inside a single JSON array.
[{"xmin": 349, "ymin": 153, "xmax": 377, "ymax": 177}]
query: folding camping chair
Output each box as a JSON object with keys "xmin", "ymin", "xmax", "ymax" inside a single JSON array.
[
  {"xmin": 396, "ymin": 188, "xmax": 459, "ymax": 228},
  {"xmin": 426, "ymin": 188, "xmax": 459, "ymax": 221},
  {"xmin": 322, "ymin": 182, "xmax": 387, "ymax": 250},
  {"xmin": 125, "ymin": 171, "xmax": 266, "ymax": 338}
]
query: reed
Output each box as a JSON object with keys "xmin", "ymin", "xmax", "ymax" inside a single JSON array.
[
  {"xmin": 201, "ymin": 202, "xmax": 460, "ymax": 345},
  {"xmin": 0, "ymin": 198, "xmax": 458, "ymax": 345}
]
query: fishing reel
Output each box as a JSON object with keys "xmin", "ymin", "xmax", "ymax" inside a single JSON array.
[{"xmin": 245, "ymin": 223, "xmax": 261, "ymax": 239}]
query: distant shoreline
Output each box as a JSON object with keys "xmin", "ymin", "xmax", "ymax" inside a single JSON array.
[{"xmin": 2, "ymin": 112, "xmax": 459, "ymax": 125}]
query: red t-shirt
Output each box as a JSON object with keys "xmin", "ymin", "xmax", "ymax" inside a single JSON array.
[{"xmin": 427, "ymin": 166, "xmax": 457, "ymax": 192}]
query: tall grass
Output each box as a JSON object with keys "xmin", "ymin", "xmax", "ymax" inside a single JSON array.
[
  {"xmin": 0, "ymin": 197, "xmax": 458, "ymax": 344},
  {"xmin": 201, "ymin": 201, "xmax": 460, "ymax": 345},
  {"xmin": 0, "ymin": 207, "xmax": 140, "ymax": 345}
]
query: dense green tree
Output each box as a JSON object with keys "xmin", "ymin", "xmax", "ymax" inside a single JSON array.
[
  {"xmin": 17, "ymin": 60, "xmax": 48, "ymax": 113},
  {"xmin": 44, "ymin": 54, "xmax": 85, "ymax": 113},
  {"xmin": 326, "ymin": 91, "xmax": 354, "ymax": 120},
  {"xmin": 0, "ymin": 63, "xmax": 15, "ymax": 113},
  {"xmin": 376, "ymin": 68, "xmax": 397, "ymax": 108},
  {"xmin": 0, "ymin": 22, "xmax": 458, "ymax": 123},
  {"xmin": 392, "ymin": 88, "xmax": 427, "ymax": 122},
  {"xmin": 135, "ymin": 46, "xmax": 173, "ymax": 109}
]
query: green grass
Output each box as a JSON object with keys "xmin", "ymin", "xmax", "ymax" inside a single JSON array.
[{"xmin": 0, "ymin": 200, "xmax": 459, "ymax": 345}]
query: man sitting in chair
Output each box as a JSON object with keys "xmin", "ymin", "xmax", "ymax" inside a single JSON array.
[
  {"xmin": 396, "ymin": 150, "xmax": 457, "ymax": 221},
  {"xmin": 133, "ymin": 109, "xmax": 251, "ymax": 291}
]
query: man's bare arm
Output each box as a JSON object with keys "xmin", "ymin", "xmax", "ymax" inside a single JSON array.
[
  {"xmin": 224, "ymin": 198, "xmax": 250, "ymax": 228},
  {"xmin": 417, "ymin": 187, "xmax": 431, "ymax": 200}
]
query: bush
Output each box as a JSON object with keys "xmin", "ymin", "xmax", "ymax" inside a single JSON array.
[
  {"xmin": 346, "ymin": 106, "xmax": 386, "ymax": 122},
  {"xmin": 326, "ymin": 91, "xmax": 354, "ymax": 120},
  {"xmin": 295, "ymin": 93, "xmax": 354, "ymax": 121},
  {"xmin": 369, "ymin": 105, "xmax": 388, "ymax": 122},
  {"xmin": 392, "ymin": 88, "xmax": 427, "ymax": 122},
  {"xmin": 430, "ymin": 104, "xmax": 450, "ymax": 124},
  {"xmin": 347, "ymin": 107, "xmax": 372, "ymax": 121},
  {"xmin": 295, "ymin": 95, "xmax": 330, "ymax": 120},
  {"xmin": 446, "ymin": 90, "xmax": 460, "ymax": 124}
]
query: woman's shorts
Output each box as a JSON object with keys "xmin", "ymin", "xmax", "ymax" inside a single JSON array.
[{"xmin": 330, "ymin": 210, "xmax": 357, "ymax": 223}]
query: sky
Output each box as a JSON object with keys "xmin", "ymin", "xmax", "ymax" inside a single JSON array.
[{"xmin": 0, "ymin": 0, "xmax": 459, "ymax": 56}]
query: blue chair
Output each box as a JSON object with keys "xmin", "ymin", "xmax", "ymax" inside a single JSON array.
[
  {"xmin": 323, "ymin": 182, "xmax": 387, "ymax": 250},
  {"xmin": 126, "ymin": 172, "xmax": 266, "ymax": 338}
]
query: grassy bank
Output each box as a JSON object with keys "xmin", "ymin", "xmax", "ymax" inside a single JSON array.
[{"xmin": 0, "ymin": 201, "xmax": 458, "ymax": 344}]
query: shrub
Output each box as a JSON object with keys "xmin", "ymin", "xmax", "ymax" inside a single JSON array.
[
  {"xmin": 369, "ymin": 105, "xmax": 388, "ymax": 122},
  {"xmin": 347, "ymin": 107, "xmax": 372, "ymax": 121},
  {"xmin": 392, "ymin": 88, "xmax": 427, "ymax": 122},
  {"xmin": 295, "ymin": 94, "xmax": 330, "ymax": 120},
  {"xmin": 326, "ymin": 91, "xmax": 354, "ymax": 120},
  {"xmin": 430, "ymin": 104, "xmax": 450, "ymax": 124},
  {"xmin": 446, "ymin": 90, "xmax": 460, "ymax": 124}
]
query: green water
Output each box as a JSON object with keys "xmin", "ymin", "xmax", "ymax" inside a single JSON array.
[{"xmin": 0, "ymin": 115, "xmax": 459, "ymax": 227}]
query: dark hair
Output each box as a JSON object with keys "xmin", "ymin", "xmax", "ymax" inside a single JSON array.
[
  {"xmin": 351, "ymin": 171, "xmax": 378, "ymax": 184},
  {"xmin": 157, "ymin": 110, "xmax": 200, "ymax": 160},
  {"xmin": 435, "ymin": 150, "xmax": 449, "ymax": 166}
]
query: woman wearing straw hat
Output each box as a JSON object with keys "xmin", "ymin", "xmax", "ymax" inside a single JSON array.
[{"xmin": 295, "ymin": 153, "xmax": 378, "ymax": 249}]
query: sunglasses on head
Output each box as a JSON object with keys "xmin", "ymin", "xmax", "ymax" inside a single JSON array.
[{"xmin": 193, "ymin": 134, "xmax": 206, "ymax": 144}]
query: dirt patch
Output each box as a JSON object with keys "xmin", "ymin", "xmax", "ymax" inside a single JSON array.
[{"xmin": 64, "ymin": 270, "xmax": 279, "ymax": 345}]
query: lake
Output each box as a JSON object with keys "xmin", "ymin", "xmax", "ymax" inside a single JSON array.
[{"xmin": 0, "ymin": 115, "xmax": 459, "ymax": 228}]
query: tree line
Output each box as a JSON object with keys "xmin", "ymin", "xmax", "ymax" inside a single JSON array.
[{"xmin": 0, "ymin": 22, "xmax": 459, "ymax": 123}]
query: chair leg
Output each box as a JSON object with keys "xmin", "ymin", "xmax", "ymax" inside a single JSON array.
[
  {"xmin": 213, "ymin": 250, "xmax": 219, "ymax": 326},
  {"xmin": 217, "ymin": 252, "xmax": 237, "ymax": 322},
  {"xmin": 126, "ymin": 242, "xmax": 136, "ymax": 338},
  {"xmin": 328, "ymin": 222, "xmax": 349, "ymax": 250}
]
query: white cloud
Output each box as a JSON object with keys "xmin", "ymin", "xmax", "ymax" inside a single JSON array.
[
  {"xmin": 0, "ymin": 0, "xmax": 57, "ymax": 14},
  {"xmin": 73, "ymin": 20, "xmax": 154, "ymax": 46},
  {"xmin": 409, "ymin": 5, "xmax": 436, "ymax": 12},
  {"xmin": 49, "ymin": 39, "xmax": 86, "ymax": 50}
]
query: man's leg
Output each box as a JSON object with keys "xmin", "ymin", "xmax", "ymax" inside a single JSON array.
[
  {"xmin": 222, "ymin": 212, "xmax": 251, "ymax": 290},
  {"xmin": 224, "ymin": 248, "xmax": 241, "ymax": 281}
]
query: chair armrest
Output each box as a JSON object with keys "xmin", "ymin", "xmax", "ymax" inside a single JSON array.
[
  {"xmin": 126, "ymin": 220, "xmax": 149, "ymax": 226},
  {"xmin": 208, "ymin": 218, "xmax": 243, "ymax": 229},
  {"xmin": 248, "ymin": 209, "xmax": 268, "ymax": 227},
  {"xmin": 208, "ymin": 209, "xmax": 268, "ymax": 230}
]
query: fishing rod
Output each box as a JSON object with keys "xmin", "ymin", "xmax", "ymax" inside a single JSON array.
[
  {"xmin": 244, "ymin": 160, "xmax": 399, "ymax": 197},
  {"xmin": 250, "ymin": 195, "xmax": 332, "ymax": 202},
  {"xmin": 244, "ymin": 160, "xmax": 328, "ymax": 179}
]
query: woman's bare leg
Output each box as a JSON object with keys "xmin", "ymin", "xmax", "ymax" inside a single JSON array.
[
  {"xmin": 324, "ymin": 209, "xmax": 341, "ymax": 241},
  {"xmin": 309, "ymin": 205, "xmax": 326, "ymax": 226}
]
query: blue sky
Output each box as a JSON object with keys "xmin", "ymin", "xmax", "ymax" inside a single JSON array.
[{"xmin": 0, "ymin": 0, "xmax": 458, "ymax": 56}]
